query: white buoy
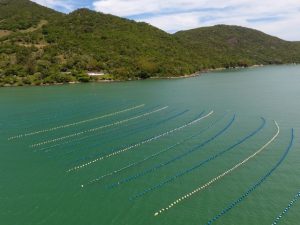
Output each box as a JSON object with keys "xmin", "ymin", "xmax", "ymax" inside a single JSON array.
[
  {"xmin": 67, "ymin": 109, "xmax": 213, "ymax": 172},
  {"xmin": 152, "ymin": 120, "xmax": 280, "ymax": 217},
  {"xmin": 32, "ymin": 106, "xmax": 167, "ymax": 148}
]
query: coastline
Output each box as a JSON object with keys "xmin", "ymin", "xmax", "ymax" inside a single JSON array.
[
  {"xmin": 0, "ymin": 64, "xmax": 297, "ymax": 88},
  {"xmin": 150, "ymin": 64, "xmax": 265, "ymax": 80},
  {"xmin": 0, "ymin": 78, "xmax": 121, "ymax": 88}
]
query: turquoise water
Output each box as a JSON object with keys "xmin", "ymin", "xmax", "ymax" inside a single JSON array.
[{"xmin": 0, "ymin": 65, "xmax": 300, "ymax": 225}]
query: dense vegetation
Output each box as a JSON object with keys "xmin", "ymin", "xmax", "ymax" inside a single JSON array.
[
  {"xmin": 1, "ymin": 0, "xmax": 300, "ymax": 86},
  {"xmin": 175, "ymin": 25, "xmax": 300, "ymax": 68}
]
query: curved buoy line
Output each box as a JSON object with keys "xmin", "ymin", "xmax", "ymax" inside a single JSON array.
[
  {"xmin": 82, "ymin": 113, "xmax": 227, "ymax": 187},
  {"xmin": 72, "ymin": 109, "xmax": 191, "ymax": 158},
  {"xmin": 272, "ymin": 191, "xmax": 300, "ymax": 225},
  {"xmin": 8, "ymin": 104, "xmax": 145, "ymax": 140},
  {"xmin": 68, "ymin": 111, "xmax": 214, "ymax": 173},
  {"xmin": 38, "ymin": 109, "xmax": 189, "ymax": 153},
  {"xmin": 7, "ymin": 99, "xmax": 114, "ymax": 127},
  {"xmin": 73, "ymin": 110, "xmax": 192, "ymax": 165},
  {"xmin": 132, "ymin": 117, "xmax": 265, "ymax": 201},
  {"xmin": 110, "ymin": 114, "xmax": 235, "ymax": 190},
  {"xmin": 154, "ymin": 120, "xmax": 280, "ymax": 217},
  {"xmin": 204, "ymin": 128, "xmax": 293, "ymax": 225},
  {"xmin": 30, "ymin": 106, "xmax": 168, "ymax": 148},
  {"xmin": 68, "ymin": 110, "xmax": 190, "ymax": 160}
]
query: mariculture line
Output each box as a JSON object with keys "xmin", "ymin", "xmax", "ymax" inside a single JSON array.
[
  {"xmin": 154, "ymin": 120, "xmax": 280, "ymax": 217},
  {"xmin": 39, "ymin": 109, "xmax": 189, "ymax": 153},
  {"xmin": 67, "ymin": 111, "xmax": 214, "ymax": 173},
  {"xmin": 271, "ymin": 191, "xmax": 300, "ymax": 225},
  {"xmin": 70, "ymin": 109, "xmax": 193, "ymax": 165},
  {"xmin": 30, "ymin": 106, "xmax": 168, "ymax": 148},
  {"xmin": 109, "ymin": 114, "xmax": 235, "ymax": 190},
  {"xmin": 130, "ymin": 117, "xmax": 265, "ymax": 200},
  {"xmin": 8, "ymin": 104, "xmax": 145, "ymax": 140},
  {"xmin": 204, "ymin": 128, "xmax": 293, "ymax": 225},
  {"xmin": 82, "ymin": 113, "xmax": 226, "ymax": 187}
]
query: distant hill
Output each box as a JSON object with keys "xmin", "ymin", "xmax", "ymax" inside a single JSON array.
[
  {"xmin": 175, "ymin": 25, "xmax": 300, "ymax": 68},
  {"xmin": 0, "ymin": 0, "xmax": 61, "ymax": 30},
  {"xmin": 0, "ymin": 0, "xmax": 299, "ymax": 86}
]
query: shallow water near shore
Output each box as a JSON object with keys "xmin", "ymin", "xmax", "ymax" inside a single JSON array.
[{"xmin": 0, "ymin": 65, "xmax": 300, "ymax": 225}]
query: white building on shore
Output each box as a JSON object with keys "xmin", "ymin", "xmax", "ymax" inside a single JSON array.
[{"xmin": 87, "ymin": 72, "xmax": 105, "ymax": 76}]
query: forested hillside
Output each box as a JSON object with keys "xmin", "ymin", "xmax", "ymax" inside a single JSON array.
[
  {"xmin": 175, "ymin": 25, "xmax": 300, "ymax": 68},
  {"xmin": 0, "ymin": 0, "xmax": 300, "ymax": 86}
]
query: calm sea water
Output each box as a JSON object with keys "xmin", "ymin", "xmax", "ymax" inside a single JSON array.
[{"xmin": 0, "ymin": 65, "xmax": 299, "ymax": 225}]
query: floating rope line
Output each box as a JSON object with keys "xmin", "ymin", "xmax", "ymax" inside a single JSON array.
[
  {"xmin": 39, "ymin": 109, "xmax": 189, "ymax": 153},
  {"xmin": 82, "ymin": 113, "xmax": 227, "ymax": 187},
  {"xmin": 7, "ymin": 99, "xmax": 115, "ymax": 127},
  {"xmin": 30, "ymin": 106, "xmax": 168, "ymax": 148},
  {"xmin": 8, "ymin": 104, "xmax": 145, "ymax": 140},
  {"xmin": 132, "ymin": 117, "xmax": 265, "ymax": 201},
  {"xmin": 109, "ymin": 114, "xmax": 235, "ymax": 190},
  {"xmin": 204, "ymin": 128, "xmax": 293, "ymax": 225},
  {"xmin": 70, "ymin": 109, "xmax": 193, "ymax": 164},
  {"xmin": 271, "ymin": 191, "xmax": 300, "ymax": 225},
  {"xmin": 153, "ymin": 120, "xmax": 280, "ymax": 217},
  {"xmin": 67, "ymin": 111, "xmax": 214, "ymax": 173}
]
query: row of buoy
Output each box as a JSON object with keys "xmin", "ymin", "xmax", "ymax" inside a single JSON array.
[
  {"xmin": 55, "ymin": 110, "xmax": 191, "ymax": 161},
  {"xmin": 132, "ymin": 117, "xmax": 265, "ymax": 200},
  {"xmin": 154, "ymin": 109, "xmax": 190, "ymax": 126},
  {"xmin": 204, "ymin": 128, "xmax": 293, "ymax": 225},
  {"xmin": 38, "ymin": 109, "xmax": 189, "ymax": 153},
  {"xmin": 67, "ymin": 111, "xmax": 214, "ymax": 173},
  {"xmin": 8, "ymin": 104, "xmax": 145, "ymax": 140},
  {"xmin": 153, "ymin": 120, "xmax": 279, "ymax": 217},
  {"xmin": 109, "ymin": 114, "xmax": 235, "ymax": 190},
  {"xmin": 272, "ymin": 191, "xmax": 300, "ymax": 225},
  {"xmin": 84, "ymin": 142, "xmax": 189, "ymax": 187},
  {"xmin": 83, "ymin": 113, "xmax": 227, "ymax": 187},
  {"xmin": 30, "ymin": 106, "xmax": 168, "ymax": 148},
  {"xmin": 74, "ymin": 110, "xmax": 202, "ymax": 165},
  {"xmin": 40, "ymin": 130, "xmax": 101, "ymax": 152}
]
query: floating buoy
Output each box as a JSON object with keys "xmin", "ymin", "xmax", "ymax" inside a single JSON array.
[
  {"xmin": 109, "ymin": 114, "xmax": 238, "ymax": 190},
  {"xmin": 83, "ymin": 112, "xmax": 225, "ymax": 186},
  {"xmin": 271, "ymin": 190, "xmax": 300, "ymax": 225},
  {"xmin": 153, "ymin": 120, "xmax": 281, "ymax": 217},
  {"xmin": 8, "ymin": 104, "xmax": 145, "ymax": 140},
  {"xmin": 129, "ymin": 115, "xmax": 236, "ymax": 200},
  {"xmin": 204, "ymin": 128, "xmax": 293, "ymax": 225},
  {"xmin": 67, "ymin": 110, "xmax": 214, "ymax": 173},
  {"xmin": 31, "ymin": 106, "xmax": 168, "ymax": 148}
]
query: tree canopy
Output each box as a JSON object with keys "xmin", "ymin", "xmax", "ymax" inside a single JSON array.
[{"xmin": 1, "ymin": 0, "xmax": 300, "ymax": 86}]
